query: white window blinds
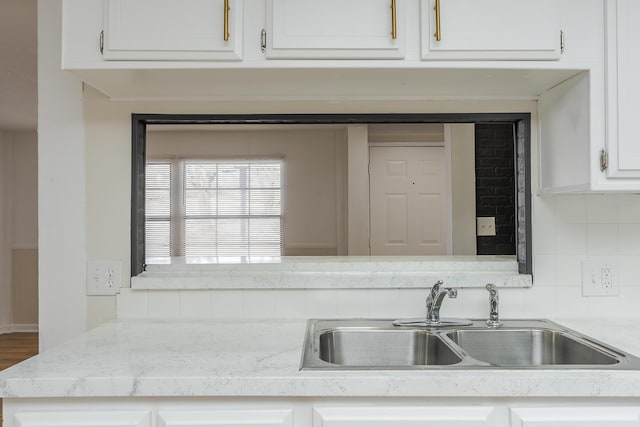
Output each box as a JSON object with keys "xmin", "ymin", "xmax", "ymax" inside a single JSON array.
[{"xmin": 145, "ymin": 160, "xmax": 283, "ymax": 261}]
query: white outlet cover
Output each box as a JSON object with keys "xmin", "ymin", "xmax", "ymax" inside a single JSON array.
[
  {"xmin": 87, "ymin": 260, "xmax": 122, "ymax": 296},
  {"xmin": 581, "ymin": 257, "xmax": 619, "ymax": 297},
  {"xmin": 476, "ymin": 217, "xmax": 496, "ymax": 236}
]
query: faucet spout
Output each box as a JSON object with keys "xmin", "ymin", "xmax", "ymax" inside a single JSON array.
[
  {"xmin": 485, "ymin": 283, "xmax": 502, "ymax": 327},
  {"xmin": 426, "ymin": 280, "xmax": 458, "ymax": 324}
]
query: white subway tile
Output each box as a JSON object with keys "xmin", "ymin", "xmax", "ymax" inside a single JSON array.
[
  {"xmin": 306, "ymin": 290, "xmax": 338, "ymax": 318},
  {"xmin": 532, "ymin": 254, "xmax": 556, "ymax": 286},
  {"xmin": 148, "ymin": 290, "xmax": 180, "ymax": 319},
  {"xmin": 554, "ymin": 255, "xmax": 583, "ymax": 286},
  {"xmin": 532, "ymin": 222, "xmax": 556, "ymax": 255},
  {"xmin": 368, "ymin": 289, "xmax": 409, "ymax": 318},
  {"xmin": 178, "ymin": 290, "xmax": 212, "ymax": 319},
  {"xmin": 242, "ymin": 290, "xmax": 275, "ymax": 319},
  {"xmin": 521, "ymin": 287, "xmax": 557, "ymax": 318},
  {"xmin": 619, "ymin": 224, "xmax": 640, "ymax": 255},
  {"xmin": 334, "ymin": 289, "xmax": 370, "ymax": 317},
  {"xmin": 555, "ymin": 195, "xmax": 587, "ymax": 223},
  {"xmin": 212, "ymin": 290, "xmax": 243, "ymax": 319},
  {"xmin": 619, "ymin": 195, "xmax": 640, "ymax": 224},
  {"xmin": 116, "ymin": 289, "xmax": 148, "ymax": 319},
  {"xmin": 273, "ymin": 290, "xmax": 307, "ymax": 319},
  {"xmin": 586, "ymin": 195, "xmax": 619, "ymax": 223},
  {"xmin": 618, "ymin": 256, "xmax": 640, "ymax": 287},
  {"xmin": 532, "ymin": 195, "xmax": 555, "ymax": 224},
  {"xmin": 586, "ymin": 223, "xmax": 618, "ymax": 256},
  {"xmin": 555, "ymin": 223, "xmax": 587, "ymax": 255},
  {"xmin": 557, "ymin": 285, "xmax": 589, "ymax": 317}
]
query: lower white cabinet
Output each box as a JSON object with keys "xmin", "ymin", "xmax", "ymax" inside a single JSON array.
[
  {"xmin": 14, "ymin": 411, "xmax": 151, "ymax": 427},
  {"xmin": 313, "ymin": 406, "xmax": 495, "ymax": 427},
  {"xmin": 511, "ymin": 407, "xmax": 640, "ymax": 426},
  {"xmin": 8, "ymin": 401, "xmax": 640, "ymax": 427},
  {"xmin": 158, "ymin": 409, "xmax": 293, "ymax": 427}
]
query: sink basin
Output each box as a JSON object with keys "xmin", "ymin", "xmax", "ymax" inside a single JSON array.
[
  {"xmin": 445, "ymin": 328, "xmax": 620, "ymax": 366},
  {"xmin": 319, "ymin": 329, "xmax": 462, "ymax": 366},
  {"xmin": 300, "ymin": 319, "xmax": 640, "ymax": 370}
]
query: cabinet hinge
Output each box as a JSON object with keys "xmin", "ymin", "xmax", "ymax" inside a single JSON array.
[
  {"xmin": 260, "ymin": 29, "xmax": 267, "ymax": 53},
  {"xmin": 99, "ymin": 30, "xmax": 104, "ymax": 54},
  {"xmin": 600, "ymin": 149, "xmax": 609, "ymax": 172},
  {"xmin": 560, "ymin": 30, "xmax": 565, "ymax": 54}
]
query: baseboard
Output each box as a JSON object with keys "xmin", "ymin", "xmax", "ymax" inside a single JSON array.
[{"xmin": 0, "ymin": 323, "xmax": 38, "ymax": 334}]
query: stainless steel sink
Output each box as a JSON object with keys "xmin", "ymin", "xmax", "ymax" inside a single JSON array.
[
  {"xmin": 300, "ymin": 319, "xmax": 640, "ymax": 370},
  {"xmin": 445, "ymin": 328, "xmax": 620, "ymax": 366},
  {"xmin": 319, "ymin": 329, "xmax": 462, "ymax": 366}
]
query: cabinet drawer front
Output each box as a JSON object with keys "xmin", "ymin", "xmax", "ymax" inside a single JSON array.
[
  {"xmin": 14, "ymin": 411, "xmax": 151, "ymax": 427},
  {"xmin": 158, "ymin": 409, "xmax": 293, "ymax": 427},
  {"xmin": 314, "ymin": 406, "xmax": 495, "ymax": 427},
  {"xmin": 511, "ymin": 407, "xmax": 640, "ymax": 426}
]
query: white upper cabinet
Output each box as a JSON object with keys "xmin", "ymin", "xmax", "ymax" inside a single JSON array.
[
  {"xmin": 420, "ymin": 0, "xmax": 562, "ymax": 60},
  {"xmin": 605, "ymin": 0, "xmax": 640, "ymax": 178},
  {"xmin": 102, "ymin": 0, "xmax": 243, "ymax": 61},
  {"xmin": 265, "ymin": 0, "xmax": 405, "ymax": 59}
]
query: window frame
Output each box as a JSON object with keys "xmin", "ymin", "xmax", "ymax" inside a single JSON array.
[
  {"xmin": 144, "ymin": 158, "xmax": 284, "ymax": 261},
  {"xmin": 131, "ymin": 113, "xmax": 532, "ymax": 276}
]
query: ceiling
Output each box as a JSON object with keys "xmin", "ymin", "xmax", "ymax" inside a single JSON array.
[{"xmin": 0, "ymin": 0, "xmax": 37, "ymax": 131}]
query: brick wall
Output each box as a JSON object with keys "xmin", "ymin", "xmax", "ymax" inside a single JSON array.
[{"xmin": 475, "ymin": 124, "xmax": 516, "ymax": 255}]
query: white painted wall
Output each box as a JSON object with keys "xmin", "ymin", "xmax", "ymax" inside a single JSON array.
[
  {"xmin": 147, "ymin": 128, "xmax": 344, "ymax": 254},
  {"xmin": 0, "ymin": 131, "xmax": 38, "ymax": 333},
  {"xmin": 38, "ymin": 0, "xmax": 86, "ymax": 349},
  {"xmin": 449, "ymin": 124, "xmax": 477, "ymax": 255},
  {"xmin": 0, "ymin": 132, "xmax": 13, "ymax": 332}
]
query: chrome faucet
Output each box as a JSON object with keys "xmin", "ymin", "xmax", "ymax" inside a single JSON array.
[
  {"xmin": 392, "ymin": 280, "xmax": 471, "ymax": 327},
  {"xmin": 485, "ymin": 283, "xmax": 502, "ymax": 327},
  {"xmin": 426, "ymin": 280, "xmax": 458, "ymax": 324}
]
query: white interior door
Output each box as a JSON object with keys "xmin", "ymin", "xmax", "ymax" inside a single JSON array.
[{"xmin": 369, "ymin": 146, "xmax": 450, "ymax": 255}]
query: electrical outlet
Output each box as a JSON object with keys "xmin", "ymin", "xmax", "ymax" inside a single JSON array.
[
  {"xmin": 476, "ymin": 217, "xmax": 496, "ymax": 236},
  {"xmin": 87, "ymin": 260, "xmax": 122, "ymax": 296},
  {"xmin": 581, "ymin": 258, "xmax": 618, "ymax": 297}
]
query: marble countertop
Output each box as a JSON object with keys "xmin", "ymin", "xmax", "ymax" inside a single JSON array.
[
  {"xmin": 2, "ymin": 318, "xmax": 640, "ymax": 399},
  {"xmin": 133, "ymin": 256, "xmax": 532, "ymax": 289}
]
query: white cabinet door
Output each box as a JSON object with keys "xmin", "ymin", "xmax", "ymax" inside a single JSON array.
[
  {"xmin": 511, "ymin": 407, "xmax": 640, "ymax": 426},
  {"xmin": 605, "ymin": 0, "xmax": 640, "ymax": 177},
  {"xmin": 420, "ymin": 0, "xmax": 561, "ymax": 60},
  {"xmin": 158, "ymin": 409, "xmax": 293, "ymax": 427},
  {"xmin": 313, "ymin": 406, "xmax": 495, "ymax": 427},
  {"xmin": 14, "ymin": 411, "xmax": 150, "ymax": 427},
  {"xmin": 266, "ymin": 0, "xmax": 405, "ymax": 59},
  {"xmin": 103, "ymin": 0, "xmax": 243, "ymax": 61}
]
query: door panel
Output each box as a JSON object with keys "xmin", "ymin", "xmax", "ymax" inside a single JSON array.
[{"xmin": 369, "ymin": 146, "xmax": 449, "ymax": 255}]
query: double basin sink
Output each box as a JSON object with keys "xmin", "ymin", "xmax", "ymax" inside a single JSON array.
[{"xmin": 301, "ymin": 319, "xmax": 640, "ymax": 370}]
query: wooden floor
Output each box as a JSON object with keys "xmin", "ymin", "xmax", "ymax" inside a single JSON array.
[{"xmin": 0, "ymin": 333, "xmax": 39, "ymax": 424}]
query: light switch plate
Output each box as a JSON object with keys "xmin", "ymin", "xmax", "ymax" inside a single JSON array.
[
  {"xmin": 87, "ymin": 260, "xmax": 122, "ymax": 296},
  {"xmin": 476, "ymin": 217, "xmax": 496, "ymax": 236},
  {"xmin": 581, "ymin": 257, "xmax": 618, "ymax": 297}
]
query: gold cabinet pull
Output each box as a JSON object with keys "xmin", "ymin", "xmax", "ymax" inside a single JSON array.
[
  {"xmin": 224, "ymin": 0, "xmax": 230, "ymax": 41},
  {"xmin": 434, "ymin": 0, "xmax": 441, "ymax": 41},
  {"xmin": 391, "ymin": 0, "xmax": 397, "ymax": 39}
]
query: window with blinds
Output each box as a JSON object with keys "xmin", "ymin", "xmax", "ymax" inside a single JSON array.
[{"xmin": 145, "ymin": 160, "xmax": 283, "ymax": 261}]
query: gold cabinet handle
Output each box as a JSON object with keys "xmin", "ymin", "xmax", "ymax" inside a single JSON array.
[
  {"xmin": 391, "ymin": 0, "xmax": 397, "ymax": 39},
  {"xmin": 224, "ymin": 0, "xmax": 230, "ymax": 41},
  {"xmin": 434, "ymin": 0, "xmax": 441, "ymax": 41}
]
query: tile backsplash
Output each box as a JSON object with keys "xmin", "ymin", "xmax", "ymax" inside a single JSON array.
[{"xmin": 117, "ymin": 194, "xmax": 640, "ymax": 320}]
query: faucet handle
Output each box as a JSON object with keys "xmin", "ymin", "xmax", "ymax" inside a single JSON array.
[{"xmin": 447, "ymin": 288, "xmax": 458, "ymax": 298}]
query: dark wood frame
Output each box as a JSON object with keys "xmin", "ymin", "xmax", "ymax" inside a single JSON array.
[{"xmin": 131, "ymin": 113, "xmax": 532, "ymax": 277}]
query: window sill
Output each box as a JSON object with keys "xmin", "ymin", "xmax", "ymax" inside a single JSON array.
[{"xmin": 131, "ymin": 256, "xmax": 532, "ymax": 289}]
